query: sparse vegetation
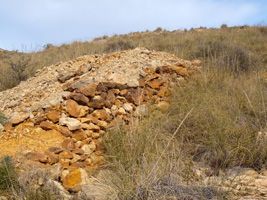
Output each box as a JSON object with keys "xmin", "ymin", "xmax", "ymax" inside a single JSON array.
[
  {"xmin": 1, "ymin": 24, "xmax": 267, "ymax": 199},
  {"xmin": 0, "ymin": 112, "xmax": 6, "ymax": 124}
]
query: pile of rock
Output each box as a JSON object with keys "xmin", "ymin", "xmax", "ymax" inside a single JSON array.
[{"xmin": 0, "ymin": 48, "xmax": 201, "ymax": 195}]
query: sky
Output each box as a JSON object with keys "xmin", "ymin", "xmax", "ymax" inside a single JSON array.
[{"xmin": 0, "ymin": 0, "xmax": 266, "ymax": 52}]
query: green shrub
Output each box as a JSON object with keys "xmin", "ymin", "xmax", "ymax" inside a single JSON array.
[
  {"xmin": 0, "ymin": 112, "xmax": 6, "ymax": 124},
  {"xmin": 0, "ymin": 156, "xmax": 18, "ymax": 194}
]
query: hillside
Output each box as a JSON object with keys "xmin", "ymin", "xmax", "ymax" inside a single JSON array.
[
  {"xmin": 0, "ymin": 25, "xmax": 267, "ymax": 199},
  {"xmin": 0, "ymin": 25, "xmax": 266, "ymax": 91}
]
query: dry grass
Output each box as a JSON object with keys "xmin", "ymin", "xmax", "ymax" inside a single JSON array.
[{"xmin": 0, "ymin": 25, "xmax": 266, "ymax": 90}]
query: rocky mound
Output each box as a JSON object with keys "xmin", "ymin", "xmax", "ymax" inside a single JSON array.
[{"xmin": 0, "ymin": 48, "xmax": 201, "ymax": 196}]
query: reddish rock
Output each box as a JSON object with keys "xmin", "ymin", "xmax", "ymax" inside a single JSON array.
[
  {"xmin": 70, "ymin": 93, "xmax": 89, "ymax": 106},
  {"xmin": 81, "ymin": 115, "xmax": 99, "ymax": 124},
  {"xmin": 158, "ymin": 86, "xmax": 170, "ymax": 97},
  {"xmin": 26, "ymin": 152, "xmax": 48, "ymax": 163},
  {"xmin": 76, "ymin": 64, "xmax": 92, "ymax": 76},
  {"xmin": 72, "ymin": 129, "xmax": 86, "ymax": 141},
  {"xmin": 146, "ymin": 78, "xmax": 164, "ymax": 89},
  {"xmin": 59, "ymin": 150, "xmax": 74, "ymax": 160},
  {"xmin": 34, "ymin": 116, "xmax": 47, "ymax": 125},
  {"xmin": 57, "ymin": 126, "xmax": 72, "ymax": 137},
  {"xmin": 66, "ymin": 99, "xmax": 80, "ymax": 117},
  {"xmin": 47, "ymin": 111, "xmax": 61, "ymax": 123},
  {"xmin": 78, "ymin": 82, "xmax": 98, "ymax": 97},
  {"xmin": 72, "ymin": 149, "xmax": 85, "ymax": 155},
  {"xmin": 48, "ymin": 147, "xmax": 63, "ymax": 154},
  {"xmin": 120, "ymin": 89, "xmax": 128, "ymax": 96},
  {"xmin": 97, "ymin": 120, "xmax": 108, "ymax": 129},
  {"xmin": 88, "ymin": 96, "xmax": 104, "ymax": 109},
  {"xmin": 106, "ymin": 91, "xmax": 116, "ymax": 103},
  {"xmin": 40, "ymin": 121, "xmax": 54, "ymax": 130},
  {"xmin": 92, "ymin": 109, "xmax": 108, "ymax": 121},
  {"xmin": 62, "ymin": 139, "xmax": 76, "ymax": 149},
  {"xmin": 44, "ymin": 151, "xmax": 59, "ymax": 164}
]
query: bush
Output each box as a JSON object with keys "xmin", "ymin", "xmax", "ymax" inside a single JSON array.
[
  {"xmin": 105, "ymin": 39, "xmax": 135, "ymax": 52},
  {"xmin": 0, "ymin": 112, "xmax": 6, "ymax": 124},
  {"xmin": 0, "ymin": 156, "xmax": 18, "ymax": 194}
]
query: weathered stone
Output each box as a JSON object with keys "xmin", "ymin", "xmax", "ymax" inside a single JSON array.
[
  {"xmin": 72, "ymin": 129, "xmax": 86, "ymax": 141},
  {"xmin": 97, "ymin": 120, "xmax": 108, "ymax": 129},
  {"xmin": 59, "ymin": 150, "xmax": 73, "ymax": 160},
  {"xmin": 58, "ymin": 70, "xmax": 77, "ymax": 83},
  {"xmin": 72, "ymin": 149, "xmax": 85, "ymax": 155},
  {"xmin": 117, "ymin": 107, "xmax": 126, "ymax": 115},
  {"xmin": 57, "ymin": 126, "xmax": 72, "ymax": 137},
  {"xmin": 79, "ymin": 106, "xmax": 89, "ymax": 117},
  {"xmin": 40, "ymin": 121, "xmax": 54, "ymax": 130},
  {"xmin": 147, "ymin": 78, "xmax": 164, "ymax": 89},
  {"xmin": 62, "ymin": 168, "xmax": 91, "ymax": 191},
  {"xmin": 44, "ymin": 151, "xmax": 59, "ymax": 164},
  {"xmin": 88, "ymin": 95, "xmax": 104, "ymax": 109},
  {"xmin": 78, "ymin": 82, "xmax": 98, "ymax": 97},
  {"xmin": 66, "ymin": 99, "xmax": 80, "ymax": 117},
  {"xmin": 76, "ymin": 64, "xmax": 92, "ymax": 76},
  {"xmin": 123, "ymin": 103, "xmax": 133, "ymax": 112},
  {"xmin": 34, "ymin": 116, "xmax": 47, "ymax": 125},
  {"xmin": 92, "ymin": 109, "xmax": 108, "ymax": 121},
  {"xmin": 106, "ymin": 91, "xmax": 116, "ymax": 103},
  {"xmin": 26, "ymin": 152, "xmax": 48, "ymax": 163},
  {"xmin": 81, "ymin": 144, "xmax": 93, "ymax": 155},
  {"xmin": 70, "ymin": 92, "xmax": 89, "ymax": 106},
  {"xmin": 62, "ymin": 139, "xmax": 75, "ymax": 149},
  {"xmin": 45, "ymin": 180, "xmax": 72, "ymax": 200},
  {"xmin": 48, "ymin": 147, "xmax": 63, "ymax": 154},
  {"xmin": 10, "ymin": 112, "xmax": 29, "ymax": 125},
  {"xmin": 47, "ymin": 163, "xmax": 62, "ymax": 180},
  {"xmin": 59, "ymin": 115, "xmax": 82, "ymax": 130},
  {"xmin": 46, "ymin": 111, "xmax": 61, "ymax": 123}
]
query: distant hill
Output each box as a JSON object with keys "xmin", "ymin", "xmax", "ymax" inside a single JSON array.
[{"xmin": 0, "ymin": 25, "xmax": 266, "ymax": 91}]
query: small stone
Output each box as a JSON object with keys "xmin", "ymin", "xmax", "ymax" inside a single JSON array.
[
  {"xmin": 72, "ymin": 129, "xmax": 86, "ymax": 141},
  {"xmin": 62, "ymin": 168, "xmax": 91, "ymax": 191},
  {"xmin": 40, "ymin": 121, "xmax": 54, "ymax": 130},
  {"xmin": 123, "ymin": 103, "xmax": 133, "ymax": 112},
  {"xmin": 59, "ymin": 150, "xmax": 73, "ymax": 160},
  {"xmin": 44, "ymin": 151, "xmax": 59, "ymax": 164},
  {"xmin": 97, "ymin": 120, "xmax": 108, "ymax": 129},
  {"xmin": 10, "ymin": 112, "xmax": 30, "ymax": 125},
  {"xmin": 62, "ymin": 139, "xmax": 76, "ymax": 149},
  {"xmin": 48, "ymin": 147, "xmax": 63, "ymax": 154},
  {"xmin": 81, "ymin": 144, "xmax": 93, "ymax": 155},
  {"xmin": 78, "ymin": 82, "xmax": 98, "ymax": 97},
  {"xmin": 117, "ymin": 107, "xmax": 126, "ymax": 115},
  {"xmin": 70, "ymin": 92, "xmax": 89, "ymax": 106},
  {"xmin": 47, "ymin": 111, "xmax": 61, "ymax": 123},
  {"xmin": 59, "ymin": 115, "xmax": 82, "ymax": 131},
  {"xmin": 92, "ymin": 109, "xmax": 108, "ymax": 121},
  {"xmin": 26, "ymin": 152, "xmax": 48, "ymax": 163},
  {"xmin": 66, "ymin": 99, "xmax": 80, "ymax": 117},
  {"xmin": 57, "ymin": 126, "xmax": 72, "ymax": 137}
]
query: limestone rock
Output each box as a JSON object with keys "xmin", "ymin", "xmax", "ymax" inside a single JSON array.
[
  {"xmin": 10, "ymin": 112, "xmax": 29, "ymax": 125},
  {"xmin": 59, "ymin": 115, "xmax": 82, "ymax": 131}
]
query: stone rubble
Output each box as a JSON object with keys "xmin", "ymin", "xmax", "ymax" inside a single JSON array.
[{"xmin": 0, "ymin": 48, "xmax": 202, "ymax": 197}]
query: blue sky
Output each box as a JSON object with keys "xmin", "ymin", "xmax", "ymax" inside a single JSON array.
[{"xmin": 0, "ymin": 0, "xmax": 266, "ymax": 52}]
